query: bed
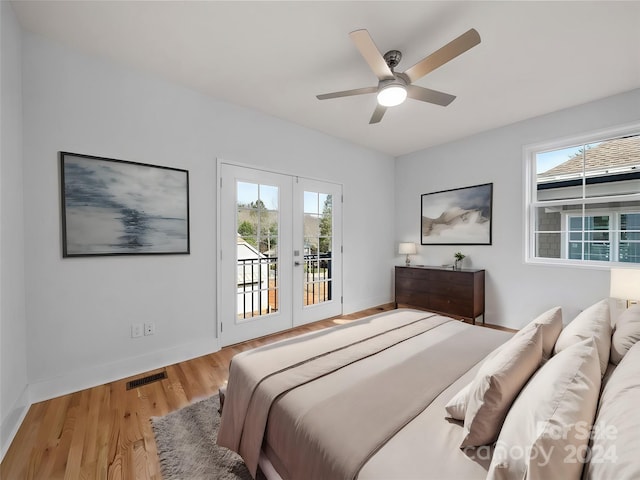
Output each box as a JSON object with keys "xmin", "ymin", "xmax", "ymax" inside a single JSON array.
[
  {"xmin": 217, "ymin": 303, "xmax": 640, "ymax": 480},
  {"xmin": 217, "ymin": 309, "xmax": 512, "ymax": 479}
]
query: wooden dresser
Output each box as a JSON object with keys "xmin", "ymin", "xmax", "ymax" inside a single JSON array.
[{"xmin": 395, "ymin": 266, "xmax": 485, "ymax": 324}]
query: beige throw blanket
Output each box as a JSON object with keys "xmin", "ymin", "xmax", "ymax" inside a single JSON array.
[{"xmin": 218, "ymin": 309, "xmax": 496, "ymax": 479}]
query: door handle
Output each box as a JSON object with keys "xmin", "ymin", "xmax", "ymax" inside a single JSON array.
[{"xmin": 294, "ymin": 261, "xmax": 301, "ymax": 266}]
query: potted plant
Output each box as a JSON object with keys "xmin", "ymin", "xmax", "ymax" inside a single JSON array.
[{"xmin": 454, "ymin": 252, "xmax": 466, "ymax": 270}]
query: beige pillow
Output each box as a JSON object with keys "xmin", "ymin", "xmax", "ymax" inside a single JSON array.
[
  {"xmin": 610, "ymin": 304, "xmax": 640, "ymax": 365},
  {"xmin": 513, "ymin": 306, "xmax": 562, "ymax": 360},
  {"xmin": 460, "ymin": 324, "xmax": 543, "ymax": 447},
  {"xmin": 583, "ymin": 341, "xmax": 640, "ymax": 479},
  {"xmin": 445, "ymin": 307, "xmax": 561, "ymax": 421},
  {"xmin": 487, "ymin": 338, "xmax": 601, "ymax": 480},
  {"xmin": 554, "ymin": 299, "xmax": 611, "ymax": 376}
]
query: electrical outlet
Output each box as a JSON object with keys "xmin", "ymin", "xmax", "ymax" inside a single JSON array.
[
  {"xmin": 144, "ymin": 322, "xmax": 155, "ymax": 336},
  {"xmin": 131, "ymin": 323, "xmax": 143, "ymax": 338}
]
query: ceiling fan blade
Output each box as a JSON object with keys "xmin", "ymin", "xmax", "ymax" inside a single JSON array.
[
  {"xmin": 349, "ymin": 29, "xmax": 395, "ymax": 81},
  {"xmin": 316, "ymin": 86, "xmax": 378, "ymax": 100},
  {"xmin": 404, "ymin": 28, "xmax": 481, "ymax": 84},
  {"xmin": 369, "ymin": 104, "xmax": 387, "ymax": 124},
  {"xmin": 406, "ymin": 85, "xmax": 456, "ymax": 106}
]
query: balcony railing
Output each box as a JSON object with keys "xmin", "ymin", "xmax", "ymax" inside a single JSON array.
[
  {"xmin": 237, "ymin": 256, "xmax": 277, "ymax": 319},
  {"xmin": 237, "ymin": 253, "xmax": 332, "ymax": 319},
  {"xmin": 302, "ymin": 253, "xmax": 332, "ymax": 306}
]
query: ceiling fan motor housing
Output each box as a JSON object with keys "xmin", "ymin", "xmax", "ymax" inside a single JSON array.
[
  {"xmin": 383, "ymin": 50, "xmax": 402, "ymax": 70},
  {"xmin": 378, "ymin": 72, "xmax": 409, "ymax": 90}
]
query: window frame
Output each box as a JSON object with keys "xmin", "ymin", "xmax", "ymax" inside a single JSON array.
[{"xmin": 524, "ymin": 122, "xmax": 640, "ymax": 269}]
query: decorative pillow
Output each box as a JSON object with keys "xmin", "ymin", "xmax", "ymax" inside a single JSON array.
[
  {"xmin": 460, "ymin": 324, "xmax": 543, "ymax": 447},
  {"xmin": 487, "ymin": 338, "xmax": 601, "ymax": 480},
  {"xmin": 553, "ymin": 299, "xmax": 611, "ymax": 376},
  {"xmin": 610, "ymin": 304, "xmax": 640, "ymax": 365},
  {"xmin": 513, "ymin": 306, "xmax": 562, "ymax": 360},
  {"xmin": 583, "ymin": 340, "xmax": 640, "ymax": 479},
  {"xmin": 445, "ymin": 307, "xmax": 561, "ymax": 421},
  {"xmin": 444, "ymin": 382, "xmax": 470, "ymax": 420}
]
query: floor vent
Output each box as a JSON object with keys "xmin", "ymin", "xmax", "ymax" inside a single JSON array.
[{"xmin": 126, "ymin": 371, "xmax": 167, "ymax": 390}]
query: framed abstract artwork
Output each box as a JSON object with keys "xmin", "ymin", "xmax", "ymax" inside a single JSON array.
[
  {"xmin": 60, "ymin": 152, "xmax": 190, "ymax": 256},
  {"xmin": 421, "ymin": 183, "xmax": 493, "ymax": 245}
]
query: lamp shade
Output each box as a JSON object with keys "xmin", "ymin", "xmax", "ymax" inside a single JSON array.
[
  {"xmin": 398, "ymin": 242, "xmax": 417, "ymax": 255},
  {"xmin": 377, "ymin": 84, "xmax": 407, "ymax": 107},
  {"xmin": 610, "ymin": 268, "xmax": 640, "ymax": 300}
]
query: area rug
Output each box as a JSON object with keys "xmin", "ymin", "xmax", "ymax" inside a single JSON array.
[{"xmin": 151, "ymin": 395, "xmax": 253, "ymax": 480}]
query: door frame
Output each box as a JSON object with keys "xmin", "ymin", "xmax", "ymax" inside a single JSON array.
[{"xmin": 216, "ymin": 158, "xmax": 343, "ymax": 345}]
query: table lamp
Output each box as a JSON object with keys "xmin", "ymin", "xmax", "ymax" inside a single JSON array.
[{"xmin": 398, "ymin": 242, "xmax": 417, "ymax": 267}]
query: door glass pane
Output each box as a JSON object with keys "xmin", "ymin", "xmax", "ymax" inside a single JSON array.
[
  {"xmin": 237, "ymin": 181, "xmax": 279, "ymax": 320},
  {"xmin": 303, "ymin": 191, "xmax": 332, "ymax": 306}
]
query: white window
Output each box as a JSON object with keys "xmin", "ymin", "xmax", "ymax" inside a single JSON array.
[{"xmin": 525, "ymin": 125, "xmax": 640, "ymax": 267}]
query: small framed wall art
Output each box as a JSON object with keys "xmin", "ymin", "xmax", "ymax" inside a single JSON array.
[
  {"xmin": 421, "ymin": 182, "xmax": 493, "ymax": 245},
  {"xmin": 60, "ymin": 152, "xmax": 190, "ymax": 257}
]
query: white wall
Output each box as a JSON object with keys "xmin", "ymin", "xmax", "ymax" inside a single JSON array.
[
  {"xmin": 395, "ymin": 89, "xmax": 640, "ymax": 328},
  {"xmin": 21, "ymin": 32, "xmax": 395, "ymax": 402},
  {"xmin": 0, "ymin": 0, "xmax": 29, "ymax": 459}
]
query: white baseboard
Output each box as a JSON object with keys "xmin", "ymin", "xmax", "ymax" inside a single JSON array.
[
  {"xmin": 28, "ymin": 335, "xmax": 220, "ymax": 405},
  {"xmin": 1, "ymin": 385, "xmax": 30, "ymax": 461}
]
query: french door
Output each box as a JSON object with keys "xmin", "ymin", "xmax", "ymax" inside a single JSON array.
[
  {"xmin": 292, "ymin": 178, "xmax": 343, "ymax": 326},
  {"xmin": 219, "ymin": 163, "xmax": 342, "ymax": 346}
]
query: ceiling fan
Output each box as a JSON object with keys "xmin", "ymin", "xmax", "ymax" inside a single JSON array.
[{"xmin": 317, "ymin": 28, "xmax": 481, "ymax": 124}]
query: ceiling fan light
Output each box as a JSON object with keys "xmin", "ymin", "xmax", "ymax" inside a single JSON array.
[{"xmin": 377, "ymin": 84, "xmax": 407, "ymax": 107}]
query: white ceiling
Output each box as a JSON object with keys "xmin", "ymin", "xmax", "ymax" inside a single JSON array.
[{"xmin": 11, "ymin": 1, "xmax": 640, "ymax": 157}]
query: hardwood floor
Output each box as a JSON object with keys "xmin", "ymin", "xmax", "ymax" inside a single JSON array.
[{"xmin": 0, "ymin": 305, "xmax": 395, "ymax": 479}]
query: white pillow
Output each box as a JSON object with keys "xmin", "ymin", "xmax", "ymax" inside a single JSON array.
[
  {"xmin": 487, "ymin": 338, "xmax": 601, "ymax": 480},
  {"xmin": 460, "ymin": 324, "xmax": 543, "ymax": 447},
  {"xmin": 610, "ymin": 304, "xmax": 640, "ymax": 365},
  {"xmin": 444, "ymin": 382, "xmax": 470, "ymax": 420},
  {"xmin": 583, "ymin": 341, "xmax": 640, "ymax": 479},
  {"xmin": 554, "ymin": 299, "xmax": 611, "ymax": 376}
]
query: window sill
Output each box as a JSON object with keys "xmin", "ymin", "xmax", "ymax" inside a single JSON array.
[{"xmin": 524, "ymin": 257, "xmax": 638, "ymax": 270}]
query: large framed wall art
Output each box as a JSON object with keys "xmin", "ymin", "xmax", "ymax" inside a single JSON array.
[
  {"xmin": 60, "ymin": 152, "xmax": 190, "ymax": 257},
  {"xmin": 421, "ymin": 182, "xmax": 493, "ymax": 245}
]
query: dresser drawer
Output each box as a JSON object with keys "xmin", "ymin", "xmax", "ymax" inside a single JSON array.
[
  {"xmin": 395, "ymin": 292, "xmax": 431, "ymax": 309},
  {"xmin": 395, "ymin": 267, "xmax": 432, "ymax": 280},
  {"xmin": 431, "ymin": 270, "xmax": 474, "ymax": 286},
  {"xmin": 428, "ymin": 296, "xmax": 473, "ymax": 318},
  {"xmin": 428, "ymin": 281, "xmax": 473, "ymax": 300},
  {"xmin": 395, "ymin": 275, "xmax": 431, "ymax": 294}
]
